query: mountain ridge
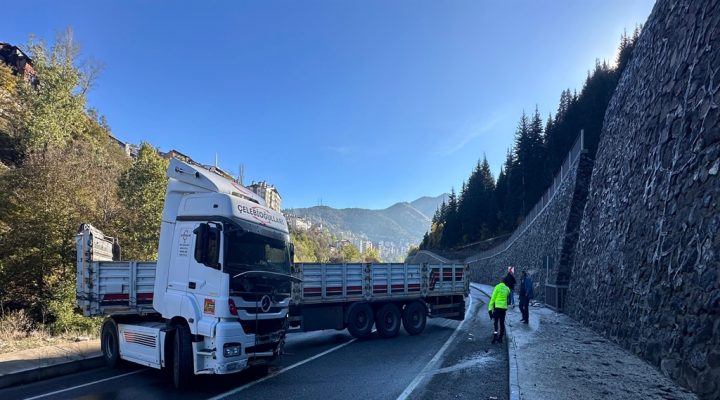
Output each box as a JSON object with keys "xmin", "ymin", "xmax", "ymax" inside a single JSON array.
[{"xmin": 285, "ymin": 193, "xmax": 448, "ymax": 246}]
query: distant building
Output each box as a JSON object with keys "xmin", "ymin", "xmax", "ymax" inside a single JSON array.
[
  {"xmin": 352, "ymin": 238, "xmax": 373, "ymax": 253},
  {"xmin": 108, "ymin": 135, "xmax": 139, "ymax": 158},
  {"xmin": 285, "ymin": 214, "xmax": 311, "ymax": 231},
  {"xmin": 248, "ymin": 181, "xmax": 282, "ymax": 212},
  {"xmin": 0, "ymin": 42, "xmax": 37, "ymax": 83},
  {"xmin": 160, "ymin": 149, "xmax": 193, "ymax": 163},
  {"xmin": 333, "ymin": 239, "xmax": 352, "ymax": 251}
]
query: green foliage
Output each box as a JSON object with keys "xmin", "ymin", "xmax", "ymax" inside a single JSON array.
[
  {"xmin": 0, "ymin": 142, "xmax": 126, "ymax": 324},
  {"xmin": 46, "ymin": 279, "xmax": 103, "ymax": 334},
  {"xmin": 0, "ymin": 64, "xmax": 16, "ymax": 93},
  {"xmin": 117, "ymin": 143, "xmax": 168, "ymax": 260},
  {"xmin": 362, "ymin": 247, "xmax": 381, "ymax": 263},
  {"xmin": 292, "ymin": 229, "xmax": 370, "ymax": 264},
  {"xmin": 0, "ymin": 31, "xmax": 131, "ymax": 334},
  {"xmin": 330, "ymin": 242, "xmax": 362, "ymax": 263},
  {"xmin": 459, "ymin": 157, "xmax": 497, "ymax": 242},
  {"xmin": 406, "ymin": 245, "xmax": 419, "ymax": 258},
  {"xmin": 0, "ymin": 64, "xmax": 21, "ymax": 165},
  {"xmin": 440, "ymin": 188, "xmax": 460, "ymax": 248},
  {"xmin": 15, "ymin": 30, "xmax": 101, "ymax": 152},
  {"xmin": 290, "ymin": 228, "xmax": 334, "ymax": 263}
]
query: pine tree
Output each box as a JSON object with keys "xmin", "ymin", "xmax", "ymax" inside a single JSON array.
[
  {"xmin": 457, "ymin": 157, "xmax": 497, "ymax": 243},
  {"xmin": 477, "ymin": 157, "xmax": 497, "ymax": 237},
  {"xmin": 498, "ymin": 150, "xmax": 522, "ymax": 232},
  {"xmin": 494, "ymin": 165, "xmax": 508, "ymax": 232},
  {"xmin": 526, "ymin": 107, "xmax": 547, "ymax": 203},
  {"xmin": 441, "ymin": 188, "xmax": 461, "ymax": 248}
]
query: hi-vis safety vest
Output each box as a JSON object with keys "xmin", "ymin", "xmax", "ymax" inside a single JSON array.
[{"xmin": 488, "ymin": 282, "xmax": 510, "ymax": 311}]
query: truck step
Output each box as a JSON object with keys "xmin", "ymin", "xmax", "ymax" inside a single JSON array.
[{"xmin": 196, "ymin": 349, "xmax": 215, "ymax": 357}]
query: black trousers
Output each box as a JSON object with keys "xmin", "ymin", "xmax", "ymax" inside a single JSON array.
[
  {"xmin": 493, "ymin": 308, "xmax": 507, "ymax": 339},
  {"xmin": 520, "ymin": 296, "xmax": 530, "ymax": 321}
]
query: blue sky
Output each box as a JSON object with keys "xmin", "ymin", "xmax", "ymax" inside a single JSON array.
[{"xmin": 2, "ymin": 0, "xmax": 655, "ymax": 209}]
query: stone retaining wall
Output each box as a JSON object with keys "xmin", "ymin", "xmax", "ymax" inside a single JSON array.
[
  {"xmin": 467, "ymin": 153, "xmax": 593, "ymax": 303},
  {"xmin": 566, "ymin": 1, "xmax": 720, "ymax": 398}
]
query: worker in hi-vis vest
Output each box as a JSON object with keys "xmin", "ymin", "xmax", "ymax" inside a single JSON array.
[{"xmin": 488, "ymin": 276, "xmax": 512, "ymax": 344}]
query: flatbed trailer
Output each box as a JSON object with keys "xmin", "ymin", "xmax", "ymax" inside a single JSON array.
[{"xmin": 288, "ymin": 262, "xmax": 469, "ymax": 338}]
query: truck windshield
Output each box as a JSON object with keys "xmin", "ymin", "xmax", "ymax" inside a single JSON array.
[{"xmin": 224, "ymin": 228, "xmax": 291, "ymax": 276}]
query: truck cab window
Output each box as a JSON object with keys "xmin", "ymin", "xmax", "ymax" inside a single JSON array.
[
  {"xmin": 194, "ymin": 222, "xmax": 221, "ymax": 269},
  {"xmin": 224, "ymin": 226, "xmax": 290, "ymax": 277}
]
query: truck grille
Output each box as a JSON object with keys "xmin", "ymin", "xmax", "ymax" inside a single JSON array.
[
  {"xmin": 245, "ymin": 342, "xmax": 277, "ymax": 354},
  {"xmin": 239, "ymin": 318, "xmax": 285, "ymax": 335}
]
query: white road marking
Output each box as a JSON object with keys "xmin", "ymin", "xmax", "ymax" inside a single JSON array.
[
  {"xmin": 208, "ymin": 332, "xmax": 368, "ymax": 400},
  {"xmin": 24, "ymin": 369, "xmax": 147, "ymax": 400},
  {"xmin": 396, "ymin": 294, "xmax": 474, "ymax": 400}
]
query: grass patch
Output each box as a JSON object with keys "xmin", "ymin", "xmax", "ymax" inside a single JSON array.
[{"xmin": 0, "ymin": 309, "xmax": 100, "ymax": 354}]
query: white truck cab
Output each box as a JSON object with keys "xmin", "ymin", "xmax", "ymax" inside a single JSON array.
[{"xmin": 77, "ymin": 159, "xmax": 298, "ymax": 388}]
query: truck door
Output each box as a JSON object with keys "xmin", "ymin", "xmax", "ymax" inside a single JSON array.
[
  {"xmin": 187, "ymin": 222, "xmax": 224, "ymax": 322},
  {"xmin": 167, "ymin": 222, "xmax": 195, "ymax": 293}
]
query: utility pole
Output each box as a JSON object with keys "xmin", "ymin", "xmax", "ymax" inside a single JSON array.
[{"xmin": 237, "ymin": 164, "xmax": 245, "ymax": 185}]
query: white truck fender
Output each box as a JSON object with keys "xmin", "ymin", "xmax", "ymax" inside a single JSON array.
[{"xmin": 181, "ymin": 296, "xmax": 202, "ymax": 335}]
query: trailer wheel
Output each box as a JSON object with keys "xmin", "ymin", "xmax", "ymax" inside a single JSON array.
[
  {"xmin": 402, "ymin": 301, "xmax": 427, "ymax": 335},
  {"xmin": 173, "ymin": 324, "xmax": 194, "ymax": 389},
  {"xmin": 101, "ymin": 319, "xmax": 120, "ymax": 368},
  {"xmin": 376, "ymin": 303, "xmax": 401, "ymax": 338},
  {"xmin": 347, "ymin": 303, "xmax": 374, "ymax": 339}
]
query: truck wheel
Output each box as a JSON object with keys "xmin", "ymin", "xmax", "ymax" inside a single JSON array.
[
  {"xmin": 347, "ymin": 303, "xmax": 374, "ymax": 339},
  {"xmin": 173, "ymin": 324, "xmax": 194, "ymax": 389},
  {"xmin": 402, "ymin": 301, "xmax": 427, "ymax": 335},
  {"xmin": 101, "ymin": 319, "xmax": 120, "ymax": 368},
  {"xmin": 376, "ymin": 303, "xmax": 401, "ymax": 338}
]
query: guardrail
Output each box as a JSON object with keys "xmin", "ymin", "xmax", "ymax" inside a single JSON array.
[{"xmin": 466, "ymin": 130, "xmax": 586, "ymax": 263}]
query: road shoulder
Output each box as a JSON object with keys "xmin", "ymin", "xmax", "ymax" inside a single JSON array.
[
  {"xmin": 409, "ymin": 289, "xmax": 509, "ymax": 400},
  {"xmin": 0, "ymin": 339, "xmax": 102, "ymax": 389}
]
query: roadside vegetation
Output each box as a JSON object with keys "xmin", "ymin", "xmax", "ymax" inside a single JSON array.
[
  {"xmin": 0, "ymin": 30, "xmax": 167, "ymax": 351},
  {"xmin": 421, "ymin": 27, "xmax": 642, "ymax": 251},
  {"xmin": 291, "ymin": 227, "xmax": 381, "ymax": 263}
]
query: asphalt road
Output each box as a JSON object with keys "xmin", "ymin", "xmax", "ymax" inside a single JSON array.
[{"xmin": 2, "ymin": 288, "xmax": 506, "ymax": 400}]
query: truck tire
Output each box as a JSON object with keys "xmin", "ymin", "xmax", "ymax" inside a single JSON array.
[
  {"xmin": 101, "ymin": 319, "xmax": 120, "ymax": 368},
  {"xmin": 173, "ymin": 324, "xmax": 194, "ymax": 389},
  {"xmin": 402, "ymin": 301, "xmax": 427, "ymax": 335},
  {"xmin": 346, "ymin": 303, "xmax": 374, "ymax": 339},
  {"xmin": 375, "ymin": 303, "xmax": 401, "ymax": 338}
]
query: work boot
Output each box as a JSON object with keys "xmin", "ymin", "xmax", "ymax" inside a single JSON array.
[
  {"xmin": 498, "ymin": 336, "xmax": 503, "ymax": 344},
  {"xmin": 491, "ymin": 332, "xmax": 498, "ymax": 344}
]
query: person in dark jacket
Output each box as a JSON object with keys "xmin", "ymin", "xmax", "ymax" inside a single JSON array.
[
  {"xmin": 519, "ymin": 271, "xmax": 534, "ymax": 323},
  {"xmin": 504, "ymin": 266, "xmax": 516, "ymax": 307}
]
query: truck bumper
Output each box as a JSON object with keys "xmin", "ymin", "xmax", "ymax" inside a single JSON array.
[{"xmin": 202, "ymin": 319, "xmax": 284, "ymax": 375}]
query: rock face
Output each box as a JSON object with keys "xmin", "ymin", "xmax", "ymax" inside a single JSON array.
[{"xmin": 566, "ymin": 1, "xmax": 720, "ymax": 398}]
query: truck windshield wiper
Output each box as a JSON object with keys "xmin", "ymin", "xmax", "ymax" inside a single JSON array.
[{"xmin": 233, "ymin": 270, "xmax": 302, "ymax": 283}]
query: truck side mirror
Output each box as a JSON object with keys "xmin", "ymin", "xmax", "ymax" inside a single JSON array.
[
  {"xmin": 194, "ymin": 223, "xmax": 221, "ymax": 269},
  {"xmin": 289, "ymin": 243, "xmax": 295, "ymax": 264}
]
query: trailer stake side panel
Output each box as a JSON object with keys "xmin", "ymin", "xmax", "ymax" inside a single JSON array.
[
  {"xmin": 76, "ymin": 225, "xmax": 157, "ymax": 317},
  {"xmin": 289, "ymin": 262, "xmax": 469, "ymax": 333},
  {"xmin": 292, "ymin": 263, "xmax": 468, "ymax": 305}
]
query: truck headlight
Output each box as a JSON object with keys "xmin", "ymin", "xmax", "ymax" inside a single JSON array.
[{"xmin": 224, "ymin": 343, "xmax": 241, "ymax": 357}]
